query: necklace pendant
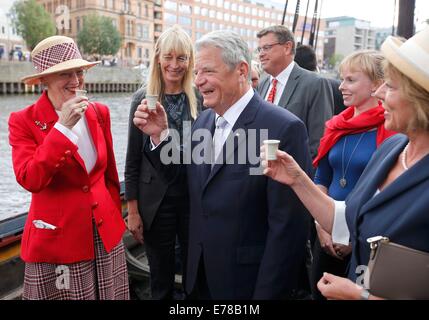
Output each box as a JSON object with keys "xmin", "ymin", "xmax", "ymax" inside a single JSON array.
[{"xmin": 340, "ymin": 178, "xmax": 347, "ymax": 188}]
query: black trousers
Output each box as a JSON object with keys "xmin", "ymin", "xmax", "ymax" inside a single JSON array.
[
  {"xmin": 310, "ymin": 237, "xmax": 350, "ymax": 300},
  {"xmin": 187, "ymin": 255, "xmax": 212, "ymax": 300},
  {"xmin": 144, "ymin": 194, "xmax": 189, "ymax": 300}
]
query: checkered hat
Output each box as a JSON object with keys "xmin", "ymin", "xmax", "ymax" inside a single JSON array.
[{"xmin": 21, "ymin": 36, "xmax": 100, "ymax": 85}]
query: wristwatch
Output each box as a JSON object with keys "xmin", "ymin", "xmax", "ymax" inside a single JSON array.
[{"xmin": 360, "ymin": 288, "xmax": 370, "ymax": 300}]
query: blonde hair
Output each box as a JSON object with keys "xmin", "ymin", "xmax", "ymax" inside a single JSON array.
[
  {"xmin": 339, "ymin": 50, "xmax": 385, "ymax": 84},
  {"xmin": 384, "ymin": 61, "xmax": 429, "ymax": 132},
  {"xmin": 147, "ymin": 25, "xmax": 197, "ymax": 119}
]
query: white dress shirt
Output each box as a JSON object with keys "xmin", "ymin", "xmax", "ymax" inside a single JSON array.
[
  {"xmin": 54, "ymin": 115, "xmax": 97, "ymax": 174},
  {"xmin": 264, "ymin": 61, "xmax": 295, "ymax": 105}
]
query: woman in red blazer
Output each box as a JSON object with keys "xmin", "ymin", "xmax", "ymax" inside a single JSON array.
[{"xmin": 8, "ymin": 36, "xmax": 129, "ymax": 300}]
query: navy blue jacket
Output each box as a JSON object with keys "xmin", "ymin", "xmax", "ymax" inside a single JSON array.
[
  {"xmin": 346, "ymin": 134, "xmax": 429, "ymax": 281},
  {"xmin": 148, "ymin": 92, "xmax": 313, "ymax": 299}
]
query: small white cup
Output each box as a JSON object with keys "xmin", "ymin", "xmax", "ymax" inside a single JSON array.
[
  {"xmin": 146, "ymin": 95, "xmax": 158, "ymax": 110},
  {"xmin": 263, "ymin": 140, "xmax": 281, "ymax": 160},
  {"xmin": 75, "ymin": 89, "xmax": 87, "ymax": 97}
]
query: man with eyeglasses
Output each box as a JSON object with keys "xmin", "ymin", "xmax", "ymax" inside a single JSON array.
[{"xmin": 256, "ymin": 25, "xmax": 334, "ymax": 160}]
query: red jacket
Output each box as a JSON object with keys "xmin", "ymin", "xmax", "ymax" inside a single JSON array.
[{"xmin": 8, "ymin": 91, "xmax": 126, "ymax": 264}]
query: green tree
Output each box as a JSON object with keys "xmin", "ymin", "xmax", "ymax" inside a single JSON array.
[
  {"xmin": 10, "ymin": 0, "xmax": 56, "ymax": 50},
  {"xmin": 77, "ymin": 15, "xmax": 121, "ymax": 56},
  {"xmin": 329, "ymin": 53, "xmax": 344, "ymax": 69}
]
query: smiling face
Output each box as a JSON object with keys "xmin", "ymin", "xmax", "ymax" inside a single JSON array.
[
  {"xmin": 194, "ymin": 46, "xmax": 249, "ymax": 114},
  {"xmin": 339, "ymin": 67, "xmax": 380, "ymax": 111},
  {"xmin": 258, "ymin": 32, "xmax": 293, "ymax": 77},
  {"xmin": 382, "ymin": 75, "xmax": 415, "ymax": 133},
  {"xmin": 158, "ymin": 50, "xmax": 189, "ymax": 89},
  {"xmin": 41, "ymin": 68, "xmax": 85, "ymax": 108}
]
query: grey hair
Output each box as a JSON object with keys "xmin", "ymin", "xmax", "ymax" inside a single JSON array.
[
  {"xmin": 257, "ymin": 25, "xmax": 296, "ymax": 55},
  {"xmin": 195, "ymin": 30, "xmax": 251, "ymax": 81}
]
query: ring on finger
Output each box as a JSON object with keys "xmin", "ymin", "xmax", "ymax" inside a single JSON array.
[{"xmin": 336, "ymin": 251, "xmax": 343, "ymax": 257}]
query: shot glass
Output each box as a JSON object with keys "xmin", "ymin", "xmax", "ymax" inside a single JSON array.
[{"xmin": 263, "ymin": 140, "xmax": 281, "ymax": 160}]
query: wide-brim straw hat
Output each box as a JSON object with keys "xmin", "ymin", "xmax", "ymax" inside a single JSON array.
[
  {"xmin": 21, "ymin": 35, "xmax": 100, "ymax": 85},
  {"xmin": 381, "ymin": 26, "xmax": 429, "ymax": 92}
]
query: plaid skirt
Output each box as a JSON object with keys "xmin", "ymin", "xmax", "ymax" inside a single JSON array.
[{"xmin": 22, "ymin": 225, "xmax": 130, "ymax": 300}]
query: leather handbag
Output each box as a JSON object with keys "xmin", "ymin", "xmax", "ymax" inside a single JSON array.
[{"xmin": 364, "ymin": 236, "xmax": 429, "ymax": 300}]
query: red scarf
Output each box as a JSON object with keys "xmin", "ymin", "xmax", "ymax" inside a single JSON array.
[{"xmin": 313, "ymin": 102, "xmax": 396, "ymax": 167}]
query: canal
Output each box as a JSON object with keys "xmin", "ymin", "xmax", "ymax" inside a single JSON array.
[{"xmin": 0, "ymin": 92, "xmax": 134, "ymax": 221}]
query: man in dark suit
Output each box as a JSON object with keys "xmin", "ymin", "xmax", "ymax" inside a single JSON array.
[
  {"xmin": 257, "ymin": 25, "xmax": 334, "ymax": 159},
  {"xmin": 133, "ymin": 30, "xmax": 313, "ymax": 299}
]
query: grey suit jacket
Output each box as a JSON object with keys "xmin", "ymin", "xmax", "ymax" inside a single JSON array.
[{"xmin": 257, "ymin": 64, "xmax": 334, "ymax": 158}]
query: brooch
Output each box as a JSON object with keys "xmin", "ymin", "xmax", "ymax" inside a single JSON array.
[{"xmin": 35, "ymin": 121, "xmax": 47, "ymax": 131}]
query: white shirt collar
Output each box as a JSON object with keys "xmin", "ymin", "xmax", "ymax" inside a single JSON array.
[
  {"xmin": 216, "ymin": 87, "xmax": 254, "ymax": 128},
  {"xmin": 270, "ymin": 61, "xmax": 295, "ymax": 87}
]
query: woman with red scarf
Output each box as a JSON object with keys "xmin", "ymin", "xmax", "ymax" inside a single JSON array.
[{"xmin": 309, "ymin": 51, "xmax": 395, "ymax": 300}]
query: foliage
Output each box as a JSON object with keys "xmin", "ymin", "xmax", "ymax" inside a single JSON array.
[
  {"xmin": 77, "ymin": 14, "xmax": 122, "ymax": 56},
  {"xmin": 9, "ymin": 0, "xmax": 56, "ymax": 50}
]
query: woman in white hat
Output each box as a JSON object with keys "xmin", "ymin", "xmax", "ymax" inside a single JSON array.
[
  {"xmin": 8, "ymin": 36, "xmax": 129, "ymax": 299},
  {"xmin": 261, "ymin": 27, "xmax": 429, "ymax": 299}
]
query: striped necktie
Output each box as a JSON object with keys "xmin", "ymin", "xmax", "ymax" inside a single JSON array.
[{"xmin": 267, "ymin": 78, "xmax": 278, "ymax": 103}]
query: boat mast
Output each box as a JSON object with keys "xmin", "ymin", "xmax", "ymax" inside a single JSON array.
[
  {"xmin": 281, "ymin": 0, "xmax": 289, "ymax": 26},
  {"xmin": 300, "ymin": 0, "xmax": 311, "ymax": 44},
  {"xmin": 292, "ymin": 0, "xmax": 301, "ymax": 33},
  {"xmin": 397, "ymin": 0, "xmax": 415, "ymax": 38}
]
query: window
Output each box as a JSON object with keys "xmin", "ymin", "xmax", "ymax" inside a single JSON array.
[
  {"xmin": 252, "ymin": 8, "xmax": 257, "ymax": 16},
  {"xmin": 137, "ymin": 24, "xmax": 143, "ymax": 38},
  {"xmin": 145, "ymin": 4, "xmax": 149, "ymax": 17},
  {"xmin": 194, "ymin": 6, "xmax": 200, "ymax": 14},
  {"xmin": 238, "ymin": 5, "xmax": 244, "ymax": 13},
  {"xmin": 165, "ymin": 13, "xmax": 176, "ymax": 24},
  {"xmin": 138, "ymin": 47, "xmax": 142, "ymax": 58},
  {"xmin": 231, "ymin": 14, "xmax": 237, "ymax": 22},
  {"xmin": 138, "ymin": 3, "xmax": 141, "ymax": 16},
  {"xmin": 165, "ymin": 1, "xmax": 177, "ymax": 10},
  {"xmin": 196, "ymin": 20, "xmax": 203, "ymax": 29},
  {"xmin": 217, "ymin": 12, "xmax": 222, "ymax": 20},
  {"xmin": 209, "ymin": 10, "xmax": 215, "ymax": 18},
  {"xmin": 179, "ymin": 3, "xmax": 192, "ymax": 14},
  {"xmin": 245, "ymin": 7, "xmax": 250, "ymax": 14},
  {"xmin": 76, "ymin": 17, "xmax": 80, "ymax": 32},
  {"xmin": 224, "ymin": 13, "xmax": 230, "ymax": 21},
  {"xmin": 216, "ymin": 0, "xmax": 223, "ymax": 7},
  {"xmin": 145, "ymin": 49, "xmax": 149, "ymax": 58},
  {"xmin": 143, "ymin": 25, "xmax": 149, "ymax": 39},
  {"xmin": 178, "ymin": 16, "xmax": 192, "ymax": 26},
  {"xmin": 231, "ymin": 3, "xmax": 236, "ymax": 11},
  {"xmin": 238, "ymin": 16, "xmax": 243, "ymax": 24}
]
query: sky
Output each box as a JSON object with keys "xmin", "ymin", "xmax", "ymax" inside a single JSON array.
[
  {"xmin": 275, "ymin": 0, "xmax": 429, "ymax": 30},
  {"xmin": 1, "ymin": 0, "xmax": 428, "ymax": 30}
]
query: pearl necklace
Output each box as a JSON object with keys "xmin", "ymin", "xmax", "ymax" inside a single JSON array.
[{"xmin": 401, "ymin": 143, "xmax": 410, "ymax": 170}]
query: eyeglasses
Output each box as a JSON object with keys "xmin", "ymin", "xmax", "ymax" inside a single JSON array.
[
  {"xmin": 58, "ymin": 69, "xmax": 86, "ymax": 79},
  {"xmin": 256, "ymin": 42, "xmax": 283, "ymax": 54}
]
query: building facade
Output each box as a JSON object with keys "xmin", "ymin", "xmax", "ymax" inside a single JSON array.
[
  {"xmin": 0, "ymin": 8, "xmax": 28, "ymax": 61},
  {"xmin": 37, "ymin": 0, "xmax": 155, "ymax": 66},
  {"xmin": 162, "ymin": 0, "xmax": 325, "ymax": 60},
  {"xmin": 35, "ymin": 0, "xmax": 325, "ymax": 67},
  {"xmin": 324, "ymin": 16, "xmax": 376, "ymax": 66}
]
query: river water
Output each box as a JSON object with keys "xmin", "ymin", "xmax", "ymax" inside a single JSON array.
[{"xmin": 0, "ymin": 93, "xmax": 134, "ymax": 221}]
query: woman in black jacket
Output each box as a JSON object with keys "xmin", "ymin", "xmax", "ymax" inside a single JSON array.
[{"xmin": 125, "ymin": 25, "xmax": 201, "ymax": 300}]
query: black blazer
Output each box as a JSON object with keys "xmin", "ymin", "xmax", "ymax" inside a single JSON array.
[
  {"xmin": 124, "ymin": 87, "xmax": 202, "ymax": 230},
  {"xmin": 147, "ymin": 92, "xmax": 313, "ymax": 299}
]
